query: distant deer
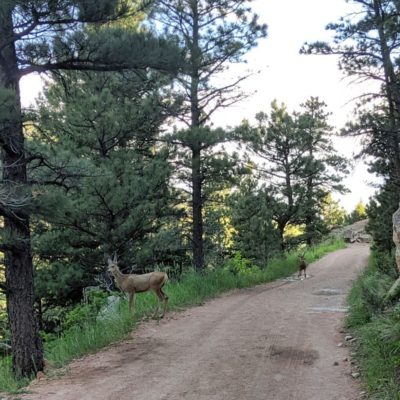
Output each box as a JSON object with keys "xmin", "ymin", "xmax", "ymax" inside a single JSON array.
[
  {"xmin": 298, "ymin": 254, "xmax": 307, "ymax": 279},
  {"xmin": 107, "ymin": 254, "xmax": 169, "ymax": 318}
]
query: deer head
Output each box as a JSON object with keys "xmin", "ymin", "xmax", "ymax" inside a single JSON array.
[{"xmin": 107, "ymin": 253, "xmax": 119, "ymax": 274}]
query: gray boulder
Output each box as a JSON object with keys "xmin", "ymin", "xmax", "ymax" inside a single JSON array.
[
  {"xmin": 386, "ymin": 204, "xmax": 400, "ymax": 300},
  {"xmin": 97, "ymin": 295, "xmax": 122, "ymax": 322}
]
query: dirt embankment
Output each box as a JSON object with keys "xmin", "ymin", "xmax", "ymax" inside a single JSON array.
[{"xmin": 19, "ymin": 244, "xmax": 369, "ymax": 400}]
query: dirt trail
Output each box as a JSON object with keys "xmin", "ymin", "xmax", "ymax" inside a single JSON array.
[{"xmin": 22, "ymin": 244, "xmax": 368, "ymax": 400}]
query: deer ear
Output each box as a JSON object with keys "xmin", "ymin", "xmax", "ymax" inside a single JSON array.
[{"xmin": 112, "ymin": 252, "xmax": 118, "ymax": 263}]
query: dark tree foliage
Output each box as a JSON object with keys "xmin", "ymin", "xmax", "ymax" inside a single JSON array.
[
  {"xmin": 244, "ymin": 99, "xmax": 347, "ymax": 250},
  {"xmin": 248, "ymin": 101, "xmax": 307, "ymax": 250},
  {"xmin": 30, "ymin": 70, "xmax": 186, "ymax": 313},
  {"xmin": 229, "ymin": 179, "xmax": 281, "ymax": 265},
  {"xmin": 297, "ymin": 97, "xmax": 348, "ymax": 244},
  {"xmin": 367, "ymin": 182, "xmax": 399, "ymax": 252}
]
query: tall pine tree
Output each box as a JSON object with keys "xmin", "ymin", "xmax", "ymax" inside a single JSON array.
[
  {"xmin": 31, "ymin": 69, "xmax": 183, "ymax": 310},
  {"xmin": 153, "ymin": 0, "xmax": 267, "ymax": 270}
]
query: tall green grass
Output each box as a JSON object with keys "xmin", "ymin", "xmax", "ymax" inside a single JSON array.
[
  {"xmin": 0, "ymin": 238, "xmax": 345, "ymax": 393},
  {"xmin": 346, "ymin": 250, "xmax": 400, "ymax": 400}
]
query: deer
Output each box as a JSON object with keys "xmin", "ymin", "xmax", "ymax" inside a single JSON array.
[
  {"xmin": 298, "ymin": 254, "xmax": 307, "ymax": 279},
  {"xmin": 107, "ymin": 254, "xmax": 169, "ymax": 318}
]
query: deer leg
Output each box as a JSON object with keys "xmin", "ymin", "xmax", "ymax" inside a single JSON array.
[
  {"xmin": 128, "ymin": 292, "xmax": 136, "ymax": 314},
  {"xmin": 153, "ymin": 288, "xmax": 168, "ymax": 318},
  {"xmin": 152, "ymin": 289, "xmax": 161, "ymax": 318},
  {"xmin": 159, "ymin": 287, "xmax": 168, "ymax": 318}
]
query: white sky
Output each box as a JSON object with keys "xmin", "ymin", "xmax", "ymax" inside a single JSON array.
[{"xmin": 19, "ymin": 0, "xmax": 380, "ymax": 212}]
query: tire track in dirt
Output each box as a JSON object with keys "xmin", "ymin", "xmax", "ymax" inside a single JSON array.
[{"xmin": 19, "ymin": 244, "xmax": 369, "ymax": 400}]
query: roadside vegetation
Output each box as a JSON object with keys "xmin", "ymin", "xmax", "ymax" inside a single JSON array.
[
  {"xmin": 347, "ymin": 251, "xmax": 400, "ymax": 400},
  {"xmin": 0, "ymin": 238, "xmax": 345, "ymax": 393}
]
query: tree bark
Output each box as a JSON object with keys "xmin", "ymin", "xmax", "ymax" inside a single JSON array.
[
  {"xmin": 189, "ymin": 0, "xmax": 204, "ymax": 271},
  {"xmin": 0, "ymin": 3, "xmax": 43, "ymax": 378},
  {"xmin": 192, "ymin": 146, "xmax": 204, "ymax": 270}
]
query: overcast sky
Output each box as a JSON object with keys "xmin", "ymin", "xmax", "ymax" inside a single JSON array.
[{"xmin": 19, "ymin": 0, "xmax": 380, "ymax": 211}]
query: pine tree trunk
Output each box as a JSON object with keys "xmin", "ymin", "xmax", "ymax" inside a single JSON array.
[
  {"xmin": 192, "ymin": 146, "xmax": 204, "ymax": 271},
  {"xmin": 189, "ymin": 1, "xmax": 204, "ymax": 271},
  {"xmin": 0, "ymin": 3, "xmax": 44, "ymax": 378},
  {"xmin": 278, "ymin": 222, "xmax": 286, "ymax": 252}
]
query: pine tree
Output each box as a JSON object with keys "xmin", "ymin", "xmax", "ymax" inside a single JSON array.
[
  {"xmin": 153, "ymin": 0, "xmax": 267, "ymax": 270},
  {"xmin": 229, "ymin": 179, "xmax": 281, "ymax": 264},
  {"xmin": 321, "ymin": 193, "xmax": 347, "ymax": 230},
  {"xmin": 367, "ymin": 182, "xmax": 399, "ymax": 251},
  {"xmin": 302, "ymin": 0, "xmax": 400, "ymax": 185},
  {"xmin": 297, "ymin": 97, "xmax": 348, "ymax": 244},
  {"xmin": 247, "ymin": 101, "xmax": 307, "ymax": 250},
  {"xmin": 302, "ymin": 0, "xmax": 400, "ymax": 300},
  {"xmin": 0, "ymin": 0, "xmax": 180, "ymax": 378},
  {"xmin": 245, "ymin": 99, "xmax": 347, "ymax": 249},
  {"xmin": 30, "ymin": 69, "xmax": 184, "ymax": 310}
]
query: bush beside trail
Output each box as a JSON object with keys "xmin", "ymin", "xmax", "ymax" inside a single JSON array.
[{"xmin": 347, "ymin": 250, "xmax": 400, "ymax": 400}]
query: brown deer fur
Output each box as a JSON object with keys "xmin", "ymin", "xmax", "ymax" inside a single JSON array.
[
  {"xmin": 298, "ymin": 255, "xmax": 307, "ymax": 279},
  {"xmin": 107, "ymin": 255, "xmax": 168, "ymax": 318}
]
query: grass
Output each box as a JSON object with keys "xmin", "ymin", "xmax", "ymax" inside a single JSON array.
[
  {"xmin": 0, "ymin": 358, "xmax": 30, "ymax": 394},
  {"xmin": 346, "ymin": 250, "xmax": 400, "ymax": 400},
  {"xmin": 0, "ymin": 238, "xmax": 345, "ymax": 393}
]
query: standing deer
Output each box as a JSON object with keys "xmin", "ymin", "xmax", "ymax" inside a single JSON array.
[
  {"xmin": 298, "ymin": 254, "xmax": 307, "ymax": 279},
  {"xmin": 107, "ymin": 254, "xmax": 169, "ymax": 318}
]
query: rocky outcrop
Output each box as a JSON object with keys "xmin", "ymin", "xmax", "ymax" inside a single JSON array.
[
  {"xmin": 338, "ymin": 219, "xmax": 372, "ymax": 243},
  {"xmin": 387, "ymin": 205, "xmax": 400, "ymax": 300}
]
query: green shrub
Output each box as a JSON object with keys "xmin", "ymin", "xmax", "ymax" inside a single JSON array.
[
  {"xmin": 63, "ymin": 289, "xmax": 108, "ymax": 331},
  {"xmin": 347, "ymin": 250, "xmax": 400, "ymax": 400},
  {"xmin": 224, "ymin": 252, "xmax": 261, "ymax": 277}
]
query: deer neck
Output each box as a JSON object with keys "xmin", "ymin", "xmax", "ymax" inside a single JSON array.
[{"xmin": 112, "ymin": 267, "xmax": 127, "ymax": 285}]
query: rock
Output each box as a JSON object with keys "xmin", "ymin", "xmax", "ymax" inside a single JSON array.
[
  {"xmin": 386, "ymin": 277, "xmax": 400, "ymax": 301},
  {"xmin": 357, "ymin": 233, "xmax": 372, "ymax": 243},
  {"xmin": 97, "ymin": 296, "xmax": 122, "ymax": 321},
  {"xmin": 333, "ymin": 361, "xmax": 339, "ymax": 366},
  {"xmin": 0, "ymin": 342, "xmax": 11, "ymax": 357},
  {"xmin": 343, "ymin": 229, "xmax": 357, "ymax": 243},
  {"xmin": 343, "ymin": 357, "xmax": 348, "ymax": 362},
  {"xmin": 386, "ymin": 204, "xmax": 400, "ymax": 300},
  {"xmin": 349, "ymin": 338, "xmax": 357, "ymax": 343},
  {"xmin": 36, "ymin": 371, "xmax": 46, "ymax": 380},
  {"xmin": 345, "ymin": 335, "xmax": 353, "ymax": 341},
  {"xmin": 351, "ymin": 372, "xmax": 360, "ymax": 379},
  {"xmin": 337, "ymin": 342, "xmax": 344, "ymax": 347}
]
